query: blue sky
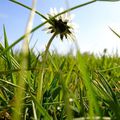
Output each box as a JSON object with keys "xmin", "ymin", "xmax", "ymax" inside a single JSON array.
[{"xmin": 1, "ymin": 0, "xmax": 120, "ymax": 55}]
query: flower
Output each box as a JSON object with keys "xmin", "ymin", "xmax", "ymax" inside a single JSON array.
[{"xmin": 43, "ymin": 8, "xmax": 76, "ymax": 41}]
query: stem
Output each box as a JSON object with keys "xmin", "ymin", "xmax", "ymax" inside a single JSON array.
[
  {"xmin": 36, "ymin": 32, "xmax": 56, "ymax": 119},
  {"xmin": 43, "ymin": 32, "xmax": 57, "ymax": 61},
  {"xmin": 40, "ymin": 32, "xmax": 56, "ymax": 100}
]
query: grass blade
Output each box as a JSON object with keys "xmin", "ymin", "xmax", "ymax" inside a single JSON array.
[
  {"xmin": 109, "ymin": 27, "xmax": 120, "ymax": 39},
  {"xmin": 76, "ymin": 51, "xmax": 101, "ymax": 118}
]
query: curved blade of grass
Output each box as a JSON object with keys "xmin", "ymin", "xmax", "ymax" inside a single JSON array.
[{"xmin": 9, "ymin": 0, "xmax": 96, "ymax": 22}]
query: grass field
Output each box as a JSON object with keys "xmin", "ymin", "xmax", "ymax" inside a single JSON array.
[{"xmin": 0, "ymin": 0, "xmax": 120, "ymax": 120}]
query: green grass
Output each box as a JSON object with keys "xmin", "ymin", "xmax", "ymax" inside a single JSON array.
[
  {"xmin": 0, "ymin": 47, "xmax": 120, "ymax": 119},
  {"xmin": 0, "ymin": 0, "xmax": 120, "ymax": 120}
]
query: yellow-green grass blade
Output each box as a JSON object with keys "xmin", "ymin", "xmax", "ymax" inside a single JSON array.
[{"xmin": 76, "ymin": 51, "xmax": 101, "ymax": 118}]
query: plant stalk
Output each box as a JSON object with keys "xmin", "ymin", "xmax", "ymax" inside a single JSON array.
[{"xmin": 36, "ymin": 32, "xmax": 56, "ymax": 119}]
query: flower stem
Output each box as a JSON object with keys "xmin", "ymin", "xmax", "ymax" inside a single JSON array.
[
  {"xmin": 37, "ymin": 32, "xmax": 57, "ymax": 100},
  {"xmin": 44, "ymin": 32, "xmax": 57, "ymax": 61},
  {"xmin": 36, "ymin": 32, "xmax": 56, "ymax": 119}
]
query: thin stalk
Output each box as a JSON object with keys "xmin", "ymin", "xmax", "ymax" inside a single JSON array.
[
  {"xmin": 36, "ymin": 32, "xmax": 56, "ymax": 119},
  {"xmin": 44, "ymin": 32, "xmax": 57, "ymax": 61},
  {"xmin": 36, "ymin": 32, "xmax": 56, "ymax": 101}
]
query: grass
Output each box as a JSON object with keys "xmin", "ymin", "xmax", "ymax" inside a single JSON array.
[
  {"xmin": 0, "ymin": 0, "xmax": 120, "ymax": 120},
  {"xmin": 1, "ymin": 47, "xmax": 120, "ymax": 119}
]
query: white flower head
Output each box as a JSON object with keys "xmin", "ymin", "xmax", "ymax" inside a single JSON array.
[{"xmin": 43, "ymin": 8, "xmax": 76, "ymax": 41}]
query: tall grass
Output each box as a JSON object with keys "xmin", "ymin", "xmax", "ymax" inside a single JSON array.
[{"xmin": 0, "ymin": 0, "xmax": 120, "ymax": 120}]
